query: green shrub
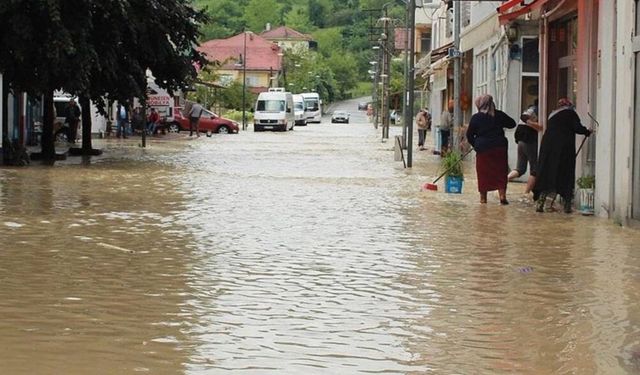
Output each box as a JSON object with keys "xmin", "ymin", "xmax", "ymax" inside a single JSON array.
[
  {"xmin": 577, "ymin": 175, "xmax": 595, "ymax": 189},
  {"xmin": 441, "ymin": 150, "xmax": 464, "ymax": 178}
]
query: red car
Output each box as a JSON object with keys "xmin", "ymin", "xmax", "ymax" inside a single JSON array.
[{"xmin": 168, "ymin": 107, "xmax": 239, "ymax": 134}]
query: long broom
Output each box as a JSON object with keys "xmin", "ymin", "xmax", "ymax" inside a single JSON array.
[{"xmin": 424, "ymin": 147, "xmax": 474, "ymax": 191}]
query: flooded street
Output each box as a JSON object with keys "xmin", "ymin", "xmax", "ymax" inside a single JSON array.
[{"xmin": 1, "ymin": 100, "xmax": 640, "ymax": 374}]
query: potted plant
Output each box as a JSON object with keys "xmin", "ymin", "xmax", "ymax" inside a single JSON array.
[
  {"xmin": 576, "ymin": 175, "xmax": 595, "ymax": 215},
  {"xmin": 442, "ymin": 150, "xmax": 464, "ymax": 193}
]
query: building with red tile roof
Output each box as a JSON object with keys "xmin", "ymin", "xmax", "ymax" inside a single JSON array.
[
  {"xmin": 261, "ymin": 26, "xmax": 314, "ymax": 52},
  {"xmin": 198, "ymin": 32, "xmax": 283, "ymax": 93}
]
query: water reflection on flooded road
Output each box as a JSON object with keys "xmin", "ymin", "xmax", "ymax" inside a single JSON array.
[{"xmin": 1, "ymin": 109, "xmax": 640, "ymax": 374}]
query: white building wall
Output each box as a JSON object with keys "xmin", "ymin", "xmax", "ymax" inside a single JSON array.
[
  {"xmin": 470, "ymin": 1, "xmax": 503, "ymax": 23},
  {"xmin": 614, "ymin": 0, "xmax": 636, "ymax": 223},
  {"xmin": 596, "ymin": 0, "xmax": 636, "ymax": 224},
  {"xmin": 595, "ymin": 1, "xmax": 616, "ymax": 219}
]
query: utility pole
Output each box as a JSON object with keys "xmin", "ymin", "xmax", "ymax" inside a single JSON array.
[
  {"xmin": 381, "ymin": 11, "xmax": 391, "ymax": 141},
  {"xmin": 406, "ymin": 0, "xmax": 416, "ymax": 167},
  {"xmin": 402, "ymin": 7, "xmax": 410, "ymax": 149},
  {"xmin": 241, "ymin": 31, "xmax": 247, "ymax": 131},
  {"xmin": 372, "ymin": 52, "xmax": 380, "ymax": 129},
  {"xmin": 453, "ymin": 0, "xmax": 462, "ymax": 152}
]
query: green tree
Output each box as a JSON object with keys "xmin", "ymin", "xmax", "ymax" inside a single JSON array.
[
  {"xmin": 284, "ymin": 4, "xmax": 312, "ymax": 33},
  {"xmin": 197, "ymin": 0, "xmax": 246, "ymax": 40},
  {"xmin": 245, "ymin": 0, "xmax": 281, "ymax": 33},
  {"xmin": 312, "ymin": 27, "xmax": 343, "ymax": 58},
  {"xmin": 327, "ymin": 52, "xmax": 358, "ymax": 99},
  {"xmin": 0, "ymin": 0, "xmax": 206, "ymax": 160}
]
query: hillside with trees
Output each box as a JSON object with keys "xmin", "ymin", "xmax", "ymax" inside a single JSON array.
[{"xmin": 194, "ymin": 0, "xmax": 406, "ymax": 108}]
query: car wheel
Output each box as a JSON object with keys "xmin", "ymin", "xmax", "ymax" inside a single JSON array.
[
  {"xmin": 217, "ymin": 125, "xmax": 230, "ymax": 134},
  {"xmin": 346, "ymin": 120, "xmax": 350, "ymax": 124},
  {"xmin": 167, "ymin": 123, "xmax": 181, "ymax": 133}
]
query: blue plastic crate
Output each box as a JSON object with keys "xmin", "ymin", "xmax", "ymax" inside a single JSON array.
[{"xmin": 445, "ymin": 176, "xmax": 463, "ymax": 194}]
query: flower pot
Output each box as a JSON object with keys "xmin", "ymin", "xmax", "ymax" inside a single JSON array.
[
  {"xmin": 445, "ymin": 175, "xmax": 463, "ymax": 194},
  {"xmin": 577, "ymin": 188, "xmax": 594, "ymax": 215}
]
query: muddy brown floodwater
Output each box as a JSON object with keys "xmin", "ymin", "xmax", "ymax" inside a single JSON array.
[{"xmin": 1, "ymin": 104, "xmax": 639, "ymax": 374}]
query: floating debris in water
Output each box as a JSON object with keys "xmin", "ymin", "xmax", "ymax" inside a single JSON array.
[
  {"xmin": 97, "ymin": 242, "xmax": 135, "ymax": 254},
  {"xmin": 4, "ymin": 222, "xmax": 24, "ymax": 228},
  {"xmin": 518, "ymin": 266, "xmax": 534, "ymax": 273}
]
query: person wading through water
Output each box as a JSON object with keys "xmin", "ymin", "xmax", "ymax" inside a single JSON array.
[{"xmin": 533, "ymin": 98, "xmax": 593, "ymax": 213}]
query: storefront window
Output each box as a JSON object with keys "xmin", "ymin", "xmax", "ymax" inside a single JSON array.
[{"xmin": 522, "ymin": 38, "xmax": 539, "ymax": 73}]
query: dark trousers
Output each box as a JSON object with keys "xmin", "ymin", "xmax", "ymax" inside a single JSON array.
[
  {"xmin": 440, "ymin": 129, "xmax": 451, "ymax": 151},
  {"xmin": 189, "ymin": 117, "xmax": 200, "ymax": 136},
  {"xmin": 68, "ymin": 120, "xmax": 79, "ymax": 143},
  {"xmin": 418, "ymin": 129, "xmax": 427, "ymax": 147}
]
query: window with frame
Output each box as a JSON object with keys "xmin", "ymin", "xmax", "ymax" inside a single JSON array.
[
  {"xmin": 245, "ymin": 76, "xmax": 260, "ymax": 87},
  {"xmin": 475, "ymin": 51, "xmax": 489, "ymax": 98},
  {"xmin": 420, "ymin": 33, "xmax": 431, "ymax": 56},
  {"xmin": 495, "ymin": 43, "xmax": 509, "ymax": 109}
]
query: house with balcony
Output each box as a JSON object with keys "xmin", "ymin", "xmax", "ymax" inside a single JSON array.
[{"xmin": 198, "ymin": 32, "xmax": 283, "ymax": 93}]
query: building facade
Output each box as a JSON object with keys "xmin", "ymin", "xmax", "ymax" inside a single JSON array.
[
  {"xmin": 421, "ymin": 0, "xmax": 640, "ymax": 226},
  {"xmin": 199, "ymin": 32, "xmax": 284, "ymax": 94}
]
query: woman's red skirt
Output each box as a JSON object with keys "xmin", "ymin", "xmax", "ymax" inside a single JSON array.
[{"xmin": 476, "ymin": 146, "xmax": 508, "ymax": 193}]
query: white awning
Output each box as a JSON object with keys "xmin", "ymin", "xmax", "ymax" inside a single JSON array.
[
  {"xmin": 432, "ymin": 58, "xmax": 449, "ymax": 92},
  {"xmin": 460, "ymin": 14, "xmax": 501, "ymax": 52}
]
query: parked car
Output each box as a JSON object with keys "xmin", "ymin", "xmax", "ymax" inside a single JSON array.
[
  {"xmin": 331, "ymin": 110, "xmax": 350, "ymax": 124},
  {"xmin": 168, "ymin": 107, "xmax": 239, "ymax": 134},
  {"xmin": 357, "ymin": 102, "xmax": 369, "ymax": 110}
]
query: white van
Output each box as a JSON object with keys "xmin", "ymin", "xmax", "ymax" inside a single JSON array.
[
  {"xmin": 254, "ymin": 89, "xmax": 295, "ymax": 132},
  {"xmin": 301, "ymin": 92, "xmax": 322, "ymax": 123},
  {"xmin": 293, "ymin": 94, "xmax": 306, "ymax": 126}
]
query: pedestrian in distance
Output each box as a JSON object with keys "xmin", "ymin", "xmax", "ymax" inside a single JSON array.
[
  {"xmin": 438, "ymin": 100, "xmax": 454, "ymax": 154},
  {"xmin": 466, "ymin": 94, "xmax": 516, "ymax": 205},
  {"xmin": 416, "ymin": 108, "xmax": 431, "ymax": 151},
  {"xmin": 116, "ymin": 103, "xmax": 129, "ymax": 138},
  {"xmin": 533, "ymin": 98, "xmax": 593, "ymax": 213},
  {"xmin": 188, "ymin": 102, "xmax": 204, "ymax": 137},
  {"xmin": 147, "ymin": 107, "xmax": 160, "ymax": 135},
  {"xmin": 64, "ymin": 98, "xmax": 81, "ymax": 144},
  {"xmin": 508, "ymin": 100, "xmax": 543, "ymax": 196}
]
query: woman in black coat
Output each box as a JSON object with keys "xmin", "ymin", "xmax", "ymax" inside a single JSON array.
[{"xmin": 534, "ymin": 98, "xmax": 592, "ymax": 213}]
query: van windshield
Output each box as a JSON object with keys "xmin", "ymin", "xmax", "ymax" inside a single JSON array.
[
  {"xmin": 304, "ymin": 99, "xmax": 319, "ymax": 111},
  {"xmin": 294, "ymin": 102, "xmax": 304, "ymax": 111},
  {"xmin": 257, "ymin": 100, "xmax": 285, "ymax": 112}
]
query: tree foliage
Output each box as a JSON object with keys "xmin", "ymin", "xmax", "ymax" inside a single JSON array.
[
  {"xmin": 245, "ymin": 0, "xmax": 281, "ymax": 33},
  {"xmin": 193, "ymin": 0, "xmax": 407, "ymax": 102},
  {"xmin": 0, "ymin": 0, "xmax": 207, "ymax": 159}
]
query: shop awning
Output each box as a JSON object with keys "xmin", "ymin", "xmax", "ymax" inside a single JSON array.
[
  {"xmin": 430, "ymin": 42, "xmax": 454, "ymax": 62},
  {"xmin": 498, "ymin": 0, "xmax": 549, "ymax": 25}
]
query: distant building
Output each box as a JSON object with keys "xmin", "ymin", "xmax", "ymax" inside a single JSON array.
[
  {"xmin": 260, "ymin": 26, "xmax": 315, "ymax": 53},
  {"xmin": 199, "ymin": 32, "xmax": 283, "ymax": 93}
]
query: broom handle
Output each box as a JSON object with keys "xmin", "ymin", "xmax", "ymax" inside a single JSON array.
[
  {"xmin": 575, "ymin": 135, "xmax": 588, "ymax": 158},
  {"xmin": 432, "ymin": 147, "xmax": 474, "ymax": 184}
]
